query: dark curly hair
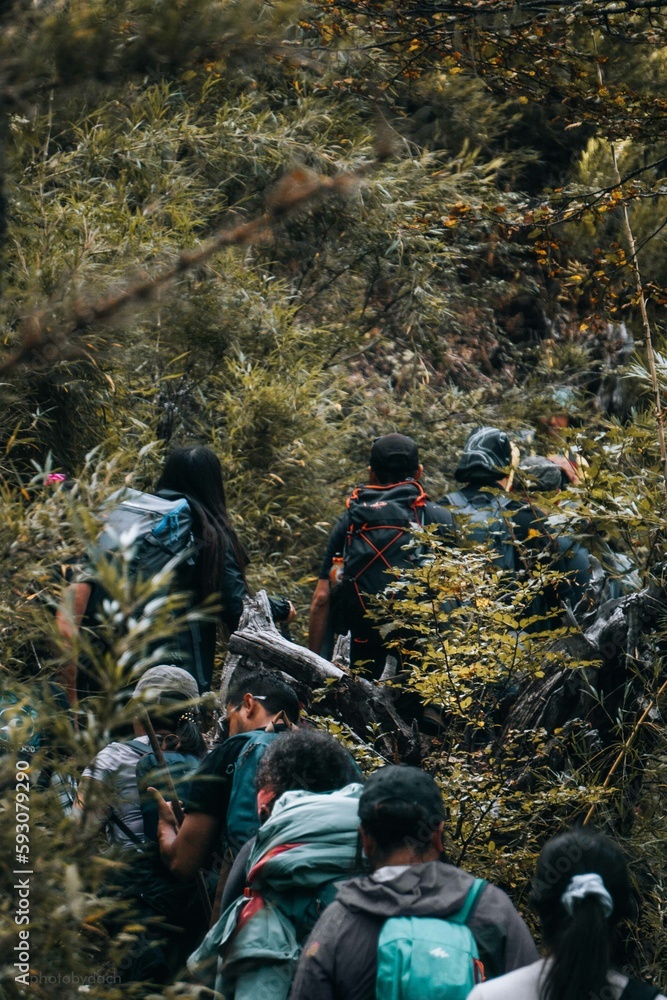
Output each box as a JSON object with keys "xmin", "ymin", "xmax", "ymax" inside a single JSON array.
[{"xmin": 255, "ymin": 728, "xmax": 360, "ymax": 800}]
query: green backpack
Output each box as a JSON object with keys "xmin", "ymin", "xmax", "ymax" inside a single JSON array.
[
  {"xmin": 224, "ymin": 729, "xmax": 282, "ymax": 855},
  {"xmin": 375, "ymin": 878, "xmax": 487, "ymax": 1000}
]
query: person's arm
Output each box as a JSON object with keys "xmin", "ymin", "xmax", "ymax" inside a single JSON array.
[
  {"xmin": 72, "ymin": 775, "xmax": 111, "ymax": 838},
  {"xmin": 219, "ymin": 544, "xmax": 250, "ymax": 632},
  {"xmin": 471, "ymin": 884, "xmax": 539, "ymax": 977},
  {"xmin": 289, "ymin": 908, "xmax": 340, "ymax": 1000},
  {"xmin": 500, "ymin": 904, "xmax": 540, "ymax": 973},
  {"xmin": 308, "ymin": 517, "xmax": 347, "ymax": 654},
  {"xmin": 55, "ymin": 581, "xmax": 92, "ymax": 707},
  {"xmin": 308, "ymin": 578, "xmax": 331, "ymax": 654},
  {"xmin": 151, "ymin": 788, "xmax": 220, "ymax": 881}
]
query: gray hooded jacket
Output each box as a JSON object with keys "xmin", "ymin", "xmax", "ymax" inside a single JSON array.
[{"xmin": 289, "ymin": 861, "xmax": 538, "ymax": 1000}]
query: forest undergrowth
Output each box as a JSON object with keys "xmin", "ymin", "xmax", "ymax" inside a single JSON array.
[{"xmin": 1, "ymin": 0, "xmax": 667, "ymax": 995}]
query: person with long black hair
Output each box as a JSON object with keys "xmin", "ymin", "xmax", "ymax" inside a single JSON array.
[
  {"xmin": 155, "ymin": 446, "xmax": 251, "ymax": 631},
  {"xmin": 57, "ymin": 445, "xmax": 294, "ymax": 702},
  {"xmin": 468, "ymin": 827, "xmax": 666, "ymax": 1000}
]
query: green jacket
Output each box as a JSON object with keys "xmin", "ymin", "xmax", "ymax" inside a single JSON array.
[{"xmin": 188, "ymin": 782, "xmax": 363, "ymax": 1000}]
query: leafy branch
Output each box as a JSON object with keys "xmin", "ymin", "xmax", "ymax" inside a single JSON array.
[{"xmin": 0, "ymin": 164, "xmax": 371, "ymax": 377}]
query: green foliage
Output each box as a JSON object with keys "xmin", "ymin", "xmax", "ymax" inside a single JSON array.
[{"xmin": 2, "ymin": 0, "xmax": 667, "ymax": 993}]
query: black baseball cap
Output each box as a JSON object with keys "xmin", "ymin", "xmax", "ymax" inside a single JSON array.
[
  {"xmin": 358, "ymin": 765, "xmax": 446, "ymax": 823},
  {"xmin": 370, "ymin": 434, "xmax": 420, "ymax": 483}
]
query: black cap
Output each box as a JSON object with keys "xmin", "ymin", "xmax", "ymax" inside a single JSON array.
[
  {"xmin": 454, "ymin": 426, "xmax": 511, "ymax": 483},
  {"xmin": 370, "ymin": 434, "xmax": 419, "ymax": 484},
  {"xmin": 358, "ymin": 765, "xmax": 446, "ymax": 824}
]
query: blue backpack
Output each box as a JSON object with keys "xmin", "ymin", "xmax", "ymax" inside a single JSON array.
[
  {"xmin": 88, "ymin": 488, "xmax": 210, "ymax": 691},
  {"xmin": 94, "ymin": 488, "xmax": 196, "ymax": 582},
  {"xmin": 375, "ymin": 878, "xmax": 487, "ymax": 1000},
  {"xmin": 444, "ymin": 491, "xmax": 516, "ymax": 572}
]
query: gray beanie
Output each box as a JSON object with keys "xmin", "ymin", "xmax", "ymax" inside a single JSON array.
[{"xmin": 454, "ymin": 427, "xmax": 512, "ymax": 483}]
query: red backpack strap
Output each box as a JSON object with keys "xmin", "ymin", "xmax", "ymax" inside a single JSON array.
[{"xmin": 410, "ymin": 481, "xmax": 430, "ymax": 509}]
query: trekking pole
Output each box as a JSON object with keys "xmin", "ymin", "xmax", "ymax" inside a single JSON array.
[
  {"xmin": 141, "ymin": 708, "xmax": 213, "ymax": 921},
  {"xmin": 141, "ymin": 707, "xmax": 185, "ymax": 825}
]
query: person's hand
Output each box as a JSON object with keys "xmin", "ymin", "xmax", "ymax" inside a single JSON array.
[
  {"xmin": 285, "ymin": 601, "xmax": 297, "ymax": 624},
  {"xmin": 147, "ymin": 787, "xmax": 179, "ymax": 833},
  {"xmin": 547, "ymin": 453, "xmax": 580, "ymax": 485}
]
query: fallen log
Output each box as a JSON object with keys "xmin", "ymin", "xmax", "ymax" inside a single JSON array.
[
  {"xmin": 219, "ymin": 591, "xmax": 424, "ymax": 763},
  {"xmin": 504, "ymin": 569, "xmax": 667, "ymax": 737}
]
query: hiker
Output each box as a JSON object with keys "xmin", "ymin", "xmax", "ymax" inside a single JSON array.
[
  {"xmin": 56, "ymin": 444, "xmax": 295, "ymax": 705},
  {"xmin": 74, "ymin": 665, "xmax": 208, "ymax": 984},
  {"xmin": 188, "ymin": 728, "xmax": 363, "ymax": 999},
  {"xmin": 153, "ymin": 669, "xmax": 300, "ymax": 902},
  {"xmin": 308, "ymin": 433, "xmax": 454, "ymax": 678},
  {"xmin": 518, "ymin": 455, "xmax": 639, "ymax": 612},
  {"xmin": 0, "ymin": 680, "xmax": 76, "ymax": 814},
  {"xmin": 290, "ymin": 764, "xmax": 538, "ymax": 1000},
  {"xmin": 74, "ymin": 665, "xmax": 205, "ymax": 847},
  {"xmin": 443, "ymin": 426, "xmax": 548, "ymax": 569},
  {"xmin": 468, "ymin": 826, "xmax": 667, "ymax": 1000},
  {"xmin": 517, "ymin": 455, "xmax": 593, "ymax": 613},
  {"xmin": 442, "ymin": 426, "xmax": 560, "ymax": 629}
]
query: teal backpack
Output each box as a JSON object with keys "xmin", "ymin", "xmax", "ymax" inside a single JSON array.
[
  {"xmin": 224, "ymin": 729, "xmax": 282, "ymax": 855},
  {"xmin": 375, "ymin": 878, "xmax": 487, "ymax": 1000}
]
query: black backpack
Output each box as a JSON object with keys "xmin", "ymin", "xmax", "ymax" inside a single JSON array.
[
  {"xmin": 104, "ymin": 739, "xmax": 208, "ymax": 928},
  {"xmin": 336, "ymin": 481, "xmax": 431, "ymax": 625}
]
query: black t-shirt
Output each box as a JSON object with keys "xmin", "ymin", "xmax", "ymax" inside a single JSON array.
[{"xmin": 181, "ymin": 733, "xmax": 252, "ymax": 822}]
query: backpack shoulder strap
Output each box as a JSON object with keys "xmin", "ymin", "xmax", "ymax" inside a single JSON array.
[
  {"xmin": 444, "ymin": 491, "xmax": 468, "ymax": 509},
  {"xmin": 125, "ymin": 738, "xmax": 152, "ymax": 757},
  {"xmin": 448, "ymin": 878, "xmax": 487, "ymax": 926},
  {"xmin": 108, "ymin": 809, "xmax": 144, "ymax": 848}
]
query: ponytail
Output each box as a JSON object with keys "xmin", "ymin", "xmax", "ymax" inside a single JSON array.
[
  {"xmin": 151, "ymin": 701, "xmax": 207, "ymax": 758},
  {"xmin": 541, "ymin": 893, "xmax": 611, "ymax": 1000}
]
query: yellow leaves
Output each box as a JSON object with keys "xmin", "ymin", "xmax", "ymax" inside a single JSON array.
[
  {"xmin": 449, "ymin": 67, "xmax": 463, "ymax": 75},
  {"xmin": 518, "ymin": 96, "xmax": 529, "ymax": 105}
]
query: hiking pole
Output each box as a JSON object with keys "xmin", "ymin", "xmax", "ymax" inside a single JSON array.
[
  {"xmin": 141, "ymin": 708, "xmax": 213, "ymax": 921},
  {"xmin": 141, "ymin": 707, "xmax": 186, "ymax": 825}
]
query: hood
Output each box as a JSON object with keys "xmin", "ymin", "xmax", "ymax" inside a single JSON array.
[
  {"xmin": 245, "ymin": 783, "xmax": 363, "ymax": 893},
  {"xmin": 336, "ymin": 861, "xmax": 476, "ymax": 920},
  {"xmin": 455, "ymin": 426, "xmax": 511, "ymax": 484}
]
